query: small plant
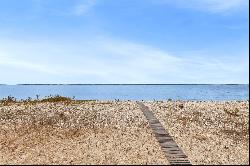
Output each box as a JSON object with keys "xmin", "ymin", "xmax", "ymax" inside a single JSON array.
[
  {"xmin": 179, "ymin": 103, "xmax": 184, "ymax": 109},
  {"xmin": 224, "ymin": 107, "xmax": 240, "ymax": 116},
  {"xmin": 40, "ymin": 95, "xmax": 73, "ymax": 102},
  {"xmin": 0, "ymin": 95, "xmax": 17, "ymax": 105},
  {"xmin": 27, "ymin": 97, "xmax": 32, "ymax": 101}
]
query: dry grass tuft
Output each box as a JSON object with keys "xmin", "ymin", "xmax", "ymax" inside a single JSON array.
[{"xmin": 40, "ymin": 95, "xmax": 73, "ymax": 102}]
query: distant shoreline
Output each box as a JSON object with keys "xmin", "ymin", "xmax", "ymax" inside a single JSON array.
[{"xmin": 0, "ymin": 84, "xmax": 249, "ymax": 86}]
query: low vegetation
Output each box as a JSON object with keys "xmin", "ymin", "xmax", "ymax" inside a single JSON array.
[
  {"xmin": 0, "ymin": 95, "xmax": 74, "ymax": 105},
  {"xmin": 40, "ymin": 95, "xmax": 73, "ymax": 102}
]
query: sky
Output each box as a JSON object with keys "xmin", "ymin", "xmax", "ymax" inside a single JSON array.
[{"xmin": 0, "ymin": 0, "xmax": 249, "ymax": 84}]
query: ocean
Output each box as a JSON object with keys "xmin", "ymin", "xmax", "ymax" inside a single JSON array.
[{"xmin": 0, "ymin": 84, "xmax": 248, "ymax": 101}]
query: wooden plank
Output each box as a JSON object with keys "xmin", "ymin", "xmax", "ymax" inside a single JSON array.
[{"xmin": 137, "ymin": 102, "xmax": 192, "ymax": 165}]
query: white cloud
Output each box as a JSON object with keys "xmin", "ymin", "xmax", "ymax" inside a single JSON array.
[
  {"xmin": 0, "ymin": 57, "xmax": 57, "ymax": 75},
  {"xmin": 157, "ymin": 0, "xmax": 249, "ymax": 13},
  {"xmin": 72, "ymin": 0, "xmax": 96, "ymax": 16},
  {"xmin": 30, "ymin": 0, "xmax": 97, "ymax": 17},
  {"xmin": 0, "ymin": 37, "xmax": 248, "ymax": 84}
]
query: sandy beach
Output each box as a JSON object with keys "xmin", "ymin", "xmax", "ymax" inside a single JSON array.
[
  {"xmin": 0, "ymin": 100, "xmax": 168, "ymax": 165},
  {"xmin": 145, "ymin": 101, "xmax": 249, "ymax": 165},
  {"xmin": 0, "ymin": 99, "xmax": 249, "ymax": 165}
]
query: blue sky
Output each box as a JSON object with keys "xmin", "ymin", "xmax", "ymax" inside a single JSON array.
[{"xmin": 0, "ymin": 0, "xmax": 249, "ymax": 84}]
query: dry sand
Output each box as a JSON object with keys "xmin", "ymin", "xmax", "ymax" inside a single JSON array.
[
  {"xmin": 145, "ymin": 101, "xmax": 249, "ymax": 165},
  {"xmin": 0, "ymin": 101, "xmax": 168, "ymax": 165},
  {"xmin": 0, "ymin": 100, "xmax": 249, "ymax": 165}
]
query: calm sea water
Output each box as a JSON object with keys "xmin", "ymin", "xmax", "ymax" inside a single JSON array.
[{"xmin": 0, "ymin": 85, "xmax": 248, "ymax": 101}]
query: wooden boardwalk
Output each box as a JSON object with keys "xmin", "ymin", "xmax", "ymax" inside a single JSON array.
[{"xmin": 137, "ymin": 102, "xmax": 192, "ymax": 165}]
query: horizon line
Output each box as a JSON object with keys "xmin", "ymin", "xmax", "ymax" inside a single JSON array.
[{"xmin": 0, "ymin": 83, "xmax": 249, "ymax": 85}]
